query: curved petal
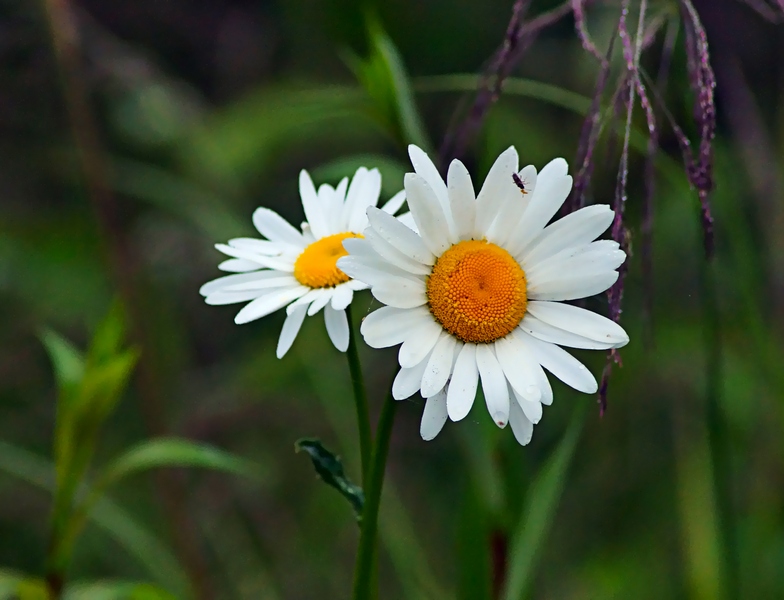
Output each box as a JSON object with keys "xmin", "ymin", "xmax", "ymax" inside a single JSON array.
[
  {"xmin": 399, "ymin": 320, "xmax": 443, "ymax": 368},
  {"xmin": 234, "ymin": 286, "xmax": 309, "ymax": 324},
  {"xmin": 405, "ymin": 173, "xmax": 454, "ymax": 255},
  {"xmin": 515, "ymin": 330, "xmax": 598, "ymax": 393},
  {"xmin": 252, "ymin": 207, "xmax": 305, "ymax": 247},
  {"xmin": 519, "ymin": 314, "xmax": 617, "ymax": 350},
  {"xmin": 307, "ymin": 289, "xmax": 333, "ymax": 316},
  {"xmin": 381, "ymin": 189, "xmax": 407, "ymax": 215},
  {"xmin": 420, "ymin": 390, "xmax": 448, "ymax": 441},
  {"xmin": 218, "ymin": 258, "xmax": 261, "ymax": 272},
  {"xmin": 366, "ymin": 207, "xmax": 435, "ymax": 265},
  {"xmin": 276, "ymin": 304, "xmax": 308, "ymax": 358},
  {"xmin": 361, "ymin": 306, "xmax": 432, "ymax": 348},
  {"xmin": 200, "ymin": 271, "xmax": 285, "ymax": 296},
  {"xmin": 508, "ymin": 397, "xmax": 534, "ymax": 446},
  {"xmin": 527, "ymin": 271, "xmax": 619, "ymax": 302},
  {"xmin": 447, "ymin": 159, "xmax": 476, "ymax": 240},
  {"xmin": 526, "ymin": 300, "xmax": 629, "ymax": 347},
  {"xmin": 447, "ymin": 343, "xmax": 478, "ymax": 421},
  {"xmin": 475, "ymin": 344, "xmax": 510, "ymax": 428},
  {"xmin": 324, "ymin": 305, "xmax": 349, "ymax": 352},
  {"xmin": 330, "ymin": 284, "xmax": 354, "ymax": 311},
  {"xmin": 348, "ymin": 168, "xmax": 382, "ymax": 232},
  {"xmin": 337, "ymin": 255, "xmax": 423, "ymax": 287},
  {"xmin": 474, "ymin": 146, "xmax": 519, "ymax": 236},
  {"xmin": 408, "ymin": 145, "xmax": 452, "ymax": 226},
  {"xmin": 519, "ymin": 204, "xmax": 614, "ymax": 265},
  {"xmin": 392, "ymin": 354, "xmax": 431, "ymax": 400},
  {"xmin": 371, "ymin": 277, "xmax": 427, "ymax": 308},
  {"xmin": 511, "ymin": 386, "xmax": 542, "ymax": 424},
  {"xmin": 421, "ymin": 333, "xmax": 458, "ymax": 398},
  {"xmin": 493, "ymin": 335, "xmax": 542, "ymax": 402},
  {"xmin": 299, "ymin": 170, "xmax": 328, "ymax": 239}
]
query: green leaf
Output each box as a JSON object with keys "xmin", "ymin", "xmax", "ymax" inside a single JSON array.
[
  {"xmin": 0, "ymin": 440, "xmax": 190, "ymax": 598},
  {"xmin": 97, "ymin": 437, "xmax": 263, "ymax": 488},
  {"xmin": 295, "ymin": 438, "xmax": 364, "ymax": 520},
  {"xmin": 40, "ymin": 328, "xmax": 85, "ymax": 396},
  {"xmin": 348, "ymin": 20, "xmax": 431, "ymax": 151},
  {"xmin": 179, "ymin": 85, "xmax": 373, "ymax": 186},
  {"xmin": 85, "ymin": 300, "xmax": 128, "ymax": 367},
  {"xmin": 64, "ymin": 580, "xmax": 178, "ymax": 600},
  {"xmin": 501, "ymin": 403, "xmax": 588, "ymax": 600}
]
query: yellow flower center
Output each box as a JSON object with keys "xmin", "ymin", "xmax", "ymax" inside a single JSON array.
[
  {"xmin": 294, "ymin": 232, "xmax": 361, "ymax": 289},
  {"xmin": 426, "ymin": 240, "xmax": 527, "ymax": 343}
]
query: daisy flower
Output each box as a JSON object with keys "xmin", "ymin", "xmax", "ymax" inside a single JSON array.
[
  {"xmin": 337, "ymin": 146, "xmax": 629, "ymax": 445},
  {"xmin": 200, "ymin": 166, "xmax": 406, "ymax": 358}
]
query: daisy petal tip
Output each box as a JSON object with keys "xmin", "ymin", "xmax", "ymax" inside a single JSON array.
[{"xmin": 494, "ymin": 413, "xmax": 509, "ymax": 428}]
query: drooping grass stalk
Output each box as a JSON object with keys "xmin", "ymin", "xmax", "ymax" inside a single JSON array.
[
  {"xmin": 346, "ymin": 305, "xmax": 372, "ymax": 484},
  {"xmin": 352, "ymin": 392, "xmax": 397, "ymax": 600}
]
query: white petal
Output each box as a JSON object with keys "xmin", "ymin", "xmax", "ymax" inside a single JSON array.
[
  {"xmin": 527, "ymin": 270, "xmax": 619, "ymax": 301},
  {"xmin": 227, "ymin": 238, "xmax": 283, "ymax": 255},
  {"xmin": 286, "ymin": 288, "xmax": 322, "ymax": 314},
  {"xmin": 371, "ymin": 277, "xmax": 427, "ymax": 309},
  {"xmin": 200, "ymin": 272, "xmax": 282, "ymax": 296},
  {"xmin": 408, "ymin": 145, "xmax": 452, "ymax": 227},
  {"xmin": 380, "ymin": 189, "xmax": 406, "ymax": 215},
  {"xmin": 276, "ymin": 304, "xmax": 308, "ymax": 358},
  {"xmin": 515, "ymin": 330, "xmax": 598, "ymax": 393},
  {"xmin": 324, "ymin": 305, "xmax": 349, "ymax": 352},
  {"xmin": 420, "ymin": 390, "xmax": 448, "ymax": 441},
  {"xmin": 362, "ymin": 229, "xmax": 433, "ymax": 276},
  {"xmin": 341, "ymin": 167, "xmax": 368, "ymax": 229},
  {"xmin": 520, "ymin": 204, "xmax": 614, "ymax": 265},
  {"xmin": 474, "ymin": 146, "xmax": 519, "ymax": 236},
  {"xmin": 524, "ymin": 240, "xmax": 625, "ymax": 283},
  {"xmin": 446, "ymin": 159, "xmax": 476, "ymax": 240},
  {"xmin": 405, "ymin": 174, "xmax": 454, "ymax": 255},
  {"xmin": 365, "ymin": 207, "xmax": 435, "ymax": 266},
  {"xmin": 509, "ymin": 398, "xmax": 534, "ymax": 446},
  {"xmin": 337, "ymin": 255, "xmax": 422, "ymax": 287},
  {"xmin": 527, "ymin": 300, "xmax": 629, "ymax": 347},
  {"xmin": 299, "ymin": 170, "xmax": 329, "ymax": 239},
  {"xmin": 512, "ymin": 386, "xmax": 542, "ymax": 424},
  {"xmin": 421, "ymin": 333, "xmax": 458, "ymax": 398},
  {"xmin": 392, "ymin": 355, "xmax": 431, "ymax": 400},
  {"xmin": 399, "ymin": 320, "xmax": 443, "ymax": 368},
  {"xmin": 223, "ymin": 276, "xmax": 299, "ymax": 292},
  {"xmin": 234, "ymin": 286, "xmax": 309, "ymax": 324},
  {"xmin": 475, "ymin": 344, "xmax": 510, "ymax": 428},
  {"xmin": 493, "ymin": 335, "xmax": 542, "ymax": 402},
  {"xmin": 307, "ymin": 289, "xmax": 333, "ymax": 316},
  {"xmin": 214, "ymin": 244, "xmax": 295, "ymax": 272},
  {"xmin": 447, "ymin": 343, "xmax": 478, "ymax": 421},
  {"xmin": 252, "ymin": 207, "xmax": 305, "ymax": 247},
  {"xmin": 519, "ymin": 314, "xmax": 617, "ymax": 350},
  {"xmin": 350, "ymin": 168, "xmax": 382, "ymax": 232},
  {"xmin": 218, "ymin": 258, "xmax": 261, "ymax": 272},
  {"xmin": 330, "ymin": 284, "xmax": 354, "ymax": 311},
  {"xmin": 205, "ymin": 290, "xmax": 268, "ymax": 306},
  {"xmin": 360, "ymin": 306, "xmax": 432, "ymax": 348}
]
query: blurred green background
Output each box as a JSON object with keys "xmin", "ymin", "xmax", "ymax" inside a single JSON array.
[{"xmin": 1, "ymin": 0, "xmax": 783, "ymax": 598}]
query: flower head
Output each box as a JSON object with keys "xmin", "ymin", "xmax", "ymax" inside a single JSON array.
[
  {"xmin": 338, "ymin": 146, "xmax": 629, "ymax": 445},
  {"xmin": 200, "ymin": 167, "xmax": 406, "ymax": 358}
]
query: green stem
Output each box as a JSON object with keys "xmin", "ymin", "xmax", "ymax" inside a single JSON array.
[
  {"xmin": 700, "ymin": 257, "xmax": 739, "ymax": 600},
  {"xmin": 353, "ymin": 392, "xmax": 397, "ymax": 600},
  {"xmin": 346, "ymin": 305, "xmax": 372, "ymax": 484}
]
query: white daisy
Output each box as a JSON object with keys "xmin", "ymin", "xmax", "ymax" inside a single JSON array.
[
  {"xmin": 200, "ymin": 166, "xmax": 407, "ymax": 358},
  {"xmin": 337, "ymin": 146, "xmax": 629, "ymax": 445}
]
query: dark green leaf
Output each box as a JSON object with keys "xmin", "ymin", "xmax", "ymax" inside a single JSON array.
[
  {"xmin": 348, "ymin": 20, "xmax": 431, "ymax": 151},
  {"xmin": 97, "ymin": 437, "xmax": 263, "ymax": 488},
  {"xmin": 0, "ymin": 440, "xmax": 190, "ymax": 598},
  {"xmin": 295, "ymin": 438, "xmax": 364, "ymax": 520}
]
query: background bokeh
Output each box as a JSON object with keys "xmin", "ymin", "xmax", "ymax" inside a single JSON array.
[{"xmin": 1, "ymin": 0, "xmax": 783, "ymax": 598}]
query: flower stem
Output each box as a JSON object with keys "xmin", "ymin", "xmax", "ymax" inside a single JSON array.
[
  {"xmin": 346, "ymin": 305, "xmax": 372, "ymax": 484},
  {"xmin": 352, "ymin": 392, "xmax": 397, "ymax": 600}
]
